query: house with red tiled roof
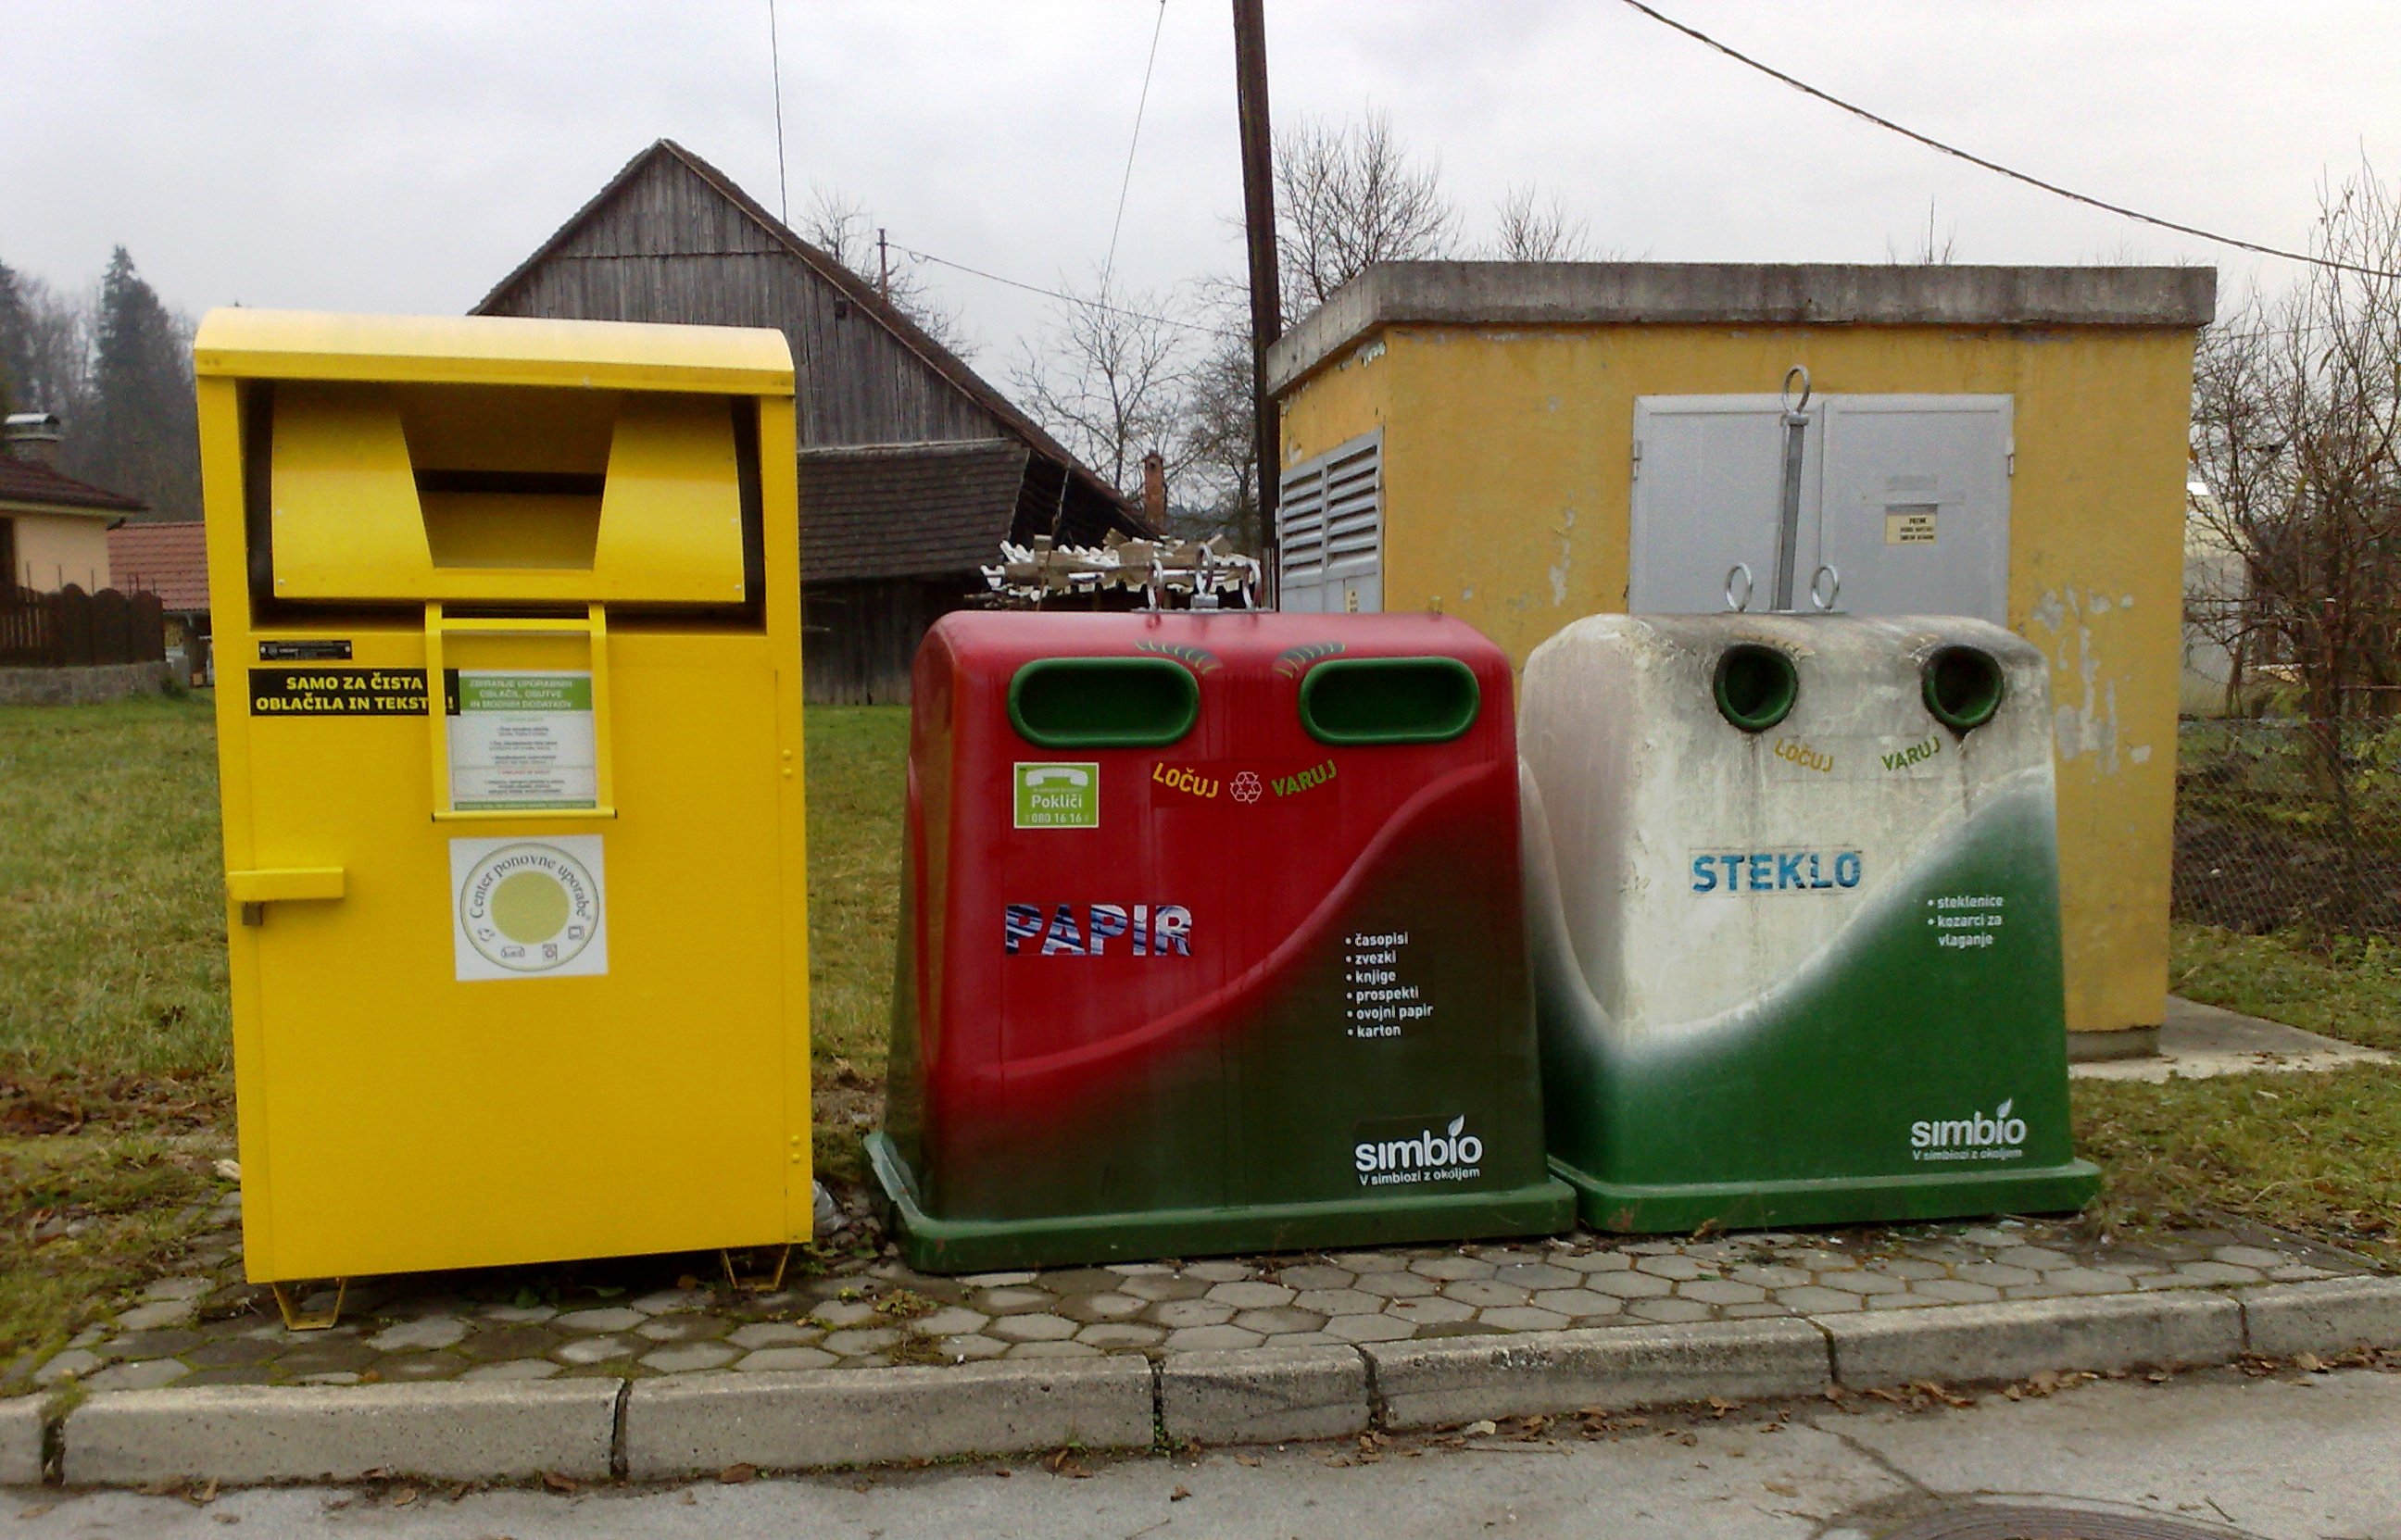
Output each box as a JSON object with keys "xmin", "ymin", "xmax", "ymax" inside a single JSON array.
[
  {"xmin": 107, "ymin": 519, "xmax": 211, "ymax": 682},
  {"xmin": 2, "ymin": 413, "xmax": 145, "ymax": 594}
]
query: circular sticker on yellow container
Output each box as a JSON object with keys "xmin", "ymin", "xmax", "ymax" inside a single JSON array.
[{"xmin": 449, "ymin": 835, "xmax": 607, "ymax": 981}]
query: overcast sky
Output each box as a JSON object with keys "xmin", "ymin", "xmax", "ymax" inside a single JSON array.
[{"xmin": 7, "ymin": 1, "xmax": 2398, "ymax": 363}]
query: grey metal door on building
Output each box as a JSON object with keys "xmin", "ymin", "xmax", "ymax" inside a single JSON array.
[{"xmin": 1629, "ymin": 394, "xmax": 2011, "ymax": 623}]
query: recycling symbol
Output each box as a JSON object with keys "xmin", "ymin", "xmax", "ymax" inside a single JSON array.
[{"xmin": 1231, "ymin": 770, "xmax": 1263, "ymax": 804}]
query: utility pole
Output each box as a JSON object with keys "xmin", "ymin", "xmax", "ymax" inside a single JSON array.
[
  {"xmin": 1232, "ymin": 0, "xmax": 1280, "ymax": 605},
  {"xmin": 877, "ymin": 227, "xmax": 891, "ymax": 302}
]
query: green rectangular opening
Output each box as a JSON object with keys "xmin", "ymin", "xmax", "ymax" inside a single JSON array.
[
  {"xmin": 1300, "ymin": 657, "xmax": 1479, "ymax": 745},
  {"xmin": 1009, "ymin": 657, "xmax": 1199, "ymax": 748}
]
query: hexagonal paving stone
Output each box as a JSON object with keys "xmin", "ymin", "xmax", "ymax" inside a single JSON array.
[
  {"xmin": 1325, "ymin": 1313, "xmax": 1418, "ymax": 1343},
  {"xmin": 1721, "ymin": 1301, "xmax": 1794, "ymax": 1319},
  {"xmin": 82, "ymin": 1358, "xmax": 189, "ymax": 1393},
  {"xmin": 1152, "ymin": 1298, "xmax": 1237, "ymax": 1329},
  {"xmin": 1165, "ymin": 1324, "xmax": 1262, "ymax": 1351},
  {"xmin": 2045, "ymin": 1269, "xmax": 2136, "ymax": 1295},
  {"xmin": 1619, "ymin": 1240, "xmax": 1682, "ymax": 1256},
  {"xmin": 1865, "ymin": 1294, "xmax": 1942, "ymax": 1311},
  {"xmin": 1529, "ymin": 1289, "xmax": 1609, "ymax": 1317},
  {"xmin": 463, "ymin": 1359, "xmax": 562, "ymax": 1382},
  {"xmin": 1557, "ymin": 1251, "xmax": 1633, "ymax": 1273},
  {"xmin": 911, "ymin": 1307, "xmax": 991, "ymax": 1336},
  {"xmin": 1119, "ymin": 1274, "xmax": 1211, "ymax": 1303},
  {"xmin": 2213, "ymin": 1245, "xmax": 2288, "ymax": 1270},
  {"xmin": 811, "ymin": 1299, "xmax": 885, "ymax": 1329},
  {"xmin": 736, "ymin": 1347, "xmax": 838, "ymax": 1371},
  {"xmin": 1330, "ymin": 1252, "xmax": 1410, "ymax": 1273},
  {"xmin": 378, "ymin": 1354, "xmax": 463, "ymax": 1380},
  {"xmin": 940, "ymin": 1334, "xmax": 1009, "ymax": 1361},
  {"xmin": 1411, "ymin": 1256, "xmax": 1495, "ymax": 1282},
  {"xmin": 989, "ymin": 1313, "xmax": 1079, "ymax": 1344},
  {"xmin": 1184, "ymin": 1261, "xmax": 1253, "ymax": 1283},
  {"xmin": 1725, "ymin": 1264, "xmax": 1811, "ymax": 1290},
  {"xmin": 1207, "ymin": 1281, "xmax": 1296, "ymax": 1309},
  {"xmin": 480, "ymin": 1304, "xmax": 559, "ymax": 1324},
  {"xmin": 1584, "ymin": 1271, "xmax": 1673, "ymax": 1299},
  {"xmin": 1910, "ymin": 1279, "xmax": 2002, "ymax": 1305},
  {"xmin": 1075, "ymin": 1323, "xmax": 1164, "ymax": 1348},
  {"xmin": 1630, "ymin": 1255, "xmax": 1710, "ymax": 1282},
  {"xmin": 2267, "ymin": 1264, "xmax": 2336, "ymax": 1283},
  {"xmin": 369, "ymin": 1317, "xmax": 469, "ymax": 1352},
  {"xmin": 1773, "ymin": 1247, "xmax": 1854, "ymax": 1271},
  {"xmin": 111, "ymin": 1301, "xmax": 195, "ymax": 1333},
  {"xmin": 641, "ymin": 1342, "xmax": 739, "ymax": 1373},
  {"xmin": 727, "ymin": 1322, "xmax": 821, "ymax": 1350},
  {"xmin": 1774, "ymin": 1286, "xmax": 1865, "ymax": 1315},
  {"xmin": 821, "ymin": 1328, "xmax": 902, "ymax": 1356},
  {"xmin": 141, "ymin": 1277, "xmax": 212, "ymax": 1303},
  {"xmin": 1276, "ymin": 1265, "xmax": 1356, "ymax": 1291},
  {"xmin": 2002, "ymin": 1283, "xmax": 2073, "ymax": 1301},
  {"xmin": 1387, "ymin": 1296, "xmax": 1477, "ymax": 1326},
  {"xmin": 975, "ymin": 1287, "xmax": 1053, "ymax": 1313},
  {"xmin": 1354, "ymin": 1271, "xmax": 1436, "ymax": 1300},
  {"xmin": 2172, "ymin": 1261, "xmax": 2265, "ymax": 1285},
  {"xmin": 1492, "ymin": 1263, "xmax": 1578, "ymax": 1291},
  {"xmin": 1442, "ymin": 1281, "xmax": 1531, "ymax": 1308},
  {"xmin": 554, "ymin": 1307, "xmax": 646, "ymax": 1333},
  {"xmin": 1814, "ymin": 1271, "xmax": 1909, "ymax": 1296},
  {"xmin": 1952, "ymin": 1262, "xmax": 2042, "ymax": 1288},
  {"xmin": 1989, "ymin": 1246, "xmax": 2073, "ymax": 1272},
  {"xmin": 1294, "ymin": 1288, "xmax": 1383, "ymax": 1317},
  {"xmin": 636, "ymin": 1315, "xmax": 729, "ymax": 1343},
  {"xmin": 958, "ymin": 1271, "xmax": 1037, "ymax": 1287},
  {"xmin": 1005, "ymin": 1340, "xmax": 1103, "ymax": 1359},
  {"xmin": 1233, "ymin": 1307, "xmax": 1327, "ymax": 1335},
  {"xmin": 1058, "ymin": 1294, "xmax": 1146, "ymax": 1325},
  {"xmin": 1678, "ymin": 1279, "xmax": 1768, "ymax": 1307},
  {"xmin": 554, "ymin": 1334, "xmax": 637, "ymax": 1366},
  {"xmin": 1626, "ymin": 1297, "xmax": 1716, "ymax": 1324},
  {"xmin": 1474, "ymin": 1247, "xmax": 1547, "ymax": 1268},
  {"xmin": 1478, "ymin": 1306, "xmax": 1572, "ymax": 1333},
  {"xmin": 1104, "ymin": 1262, "xmax": 1174, "ymax": 1277},
  {"xmin": 629, "ymin": 1289, "xmax": 706, "ymax": 1316}
]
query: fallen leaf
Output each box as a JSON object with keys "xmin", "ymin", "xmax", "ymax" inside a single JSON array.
[
  {"xmin": 18, "ymin": 1505, "xmax": 54, "ymax": 1520},
  {"xmin": 541, "ymin": 1471, "xmax": 582, "ymax": 1495},
  {"xmin": 1170, "ymin": 1485, "xmax": 1193, "ymax": 1502},
  {"xmin": 1464, "ymin": 1420, "xmax": 1498, "ymax": 1436},
  {"xmin": 391, "ymin": 1488, "xmax": 419, "ymax": 1508},
  {"xmin": 718, "ymin": 1463, "xmax": 758, "ymax": 1484},
  {"xmin": 1764, "ymin": 1481, "xmax": 1799, "ymax": 1496},
  {"xmin": 993, "ymin": 1468, "xmax": 1012, "ymax": 1479},
  {"xmin": 2295, "ymin": 1352, "xmax": 2327, "ymax": 1373},
  {"xmin": 194, "ymin": 1478, "xmax": 221, "ymax": 1506},
  {"xmin": 1232, "ymin": 1454, "xmax": 1261, "ymax": 1469}
]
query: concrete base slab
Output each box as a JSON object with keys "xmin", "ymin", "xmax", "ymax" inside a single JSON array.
[
  {"xmin": 1160, "ymin": 1346, "xmax": 1368, "ymax": 1446},
  {"xmin": 2073, "ymin": 997, "xmax": 2393, "ymax": 1081},
  {"xmin": 1361, "ymin": 1318, "xmax": 1829, "ymax": 1430},
  {"xmin": 2241, "ymin": 1275, "xmax": 2401, "ymax": 1358},
  {"xmin": 61, "ymin": 1380, "xmax": 617, "ymax": 1486},
  {"xmin": 1822, "ymin": 1292, "xmax": 2243, "ymax": 1388},
  {"xmin": 622, "ymin": 1358, "xmax": 1154, "ymax": 1478},
  {"xmin": 0, "ymin": 1396, "xmax": 44, "ymax": 1487}
]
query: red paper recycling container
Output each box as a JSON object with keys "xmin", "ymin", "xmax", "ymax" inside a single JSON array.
[{"xmin": 867, "ymin": 611, "xmax": 1574, "ymax": 1271}]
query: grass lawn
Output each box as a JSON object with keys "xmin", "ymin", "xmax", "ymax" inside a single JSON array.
[
  {"xmin": 2, "ymin": 695, "xmax": 2394, "ymax": 1370},
  {"xmin": 2070, "ymin": 922, "xmax": 2401, "ymax": 1264}
]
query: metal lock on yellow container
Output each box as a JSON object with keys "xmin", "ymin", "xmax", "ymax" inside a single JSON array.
[{"xmin": 195, "ymin": 310, "xmax": 811, "ymax": 1293}]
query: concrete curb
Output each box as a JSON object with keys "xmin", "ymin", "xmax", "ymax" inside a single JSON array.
[
  {"xmin": 1363, "ymin": 1318, "xmax": 1832, "ymax": 1430},
  {"xmin": 622, "ymin": 1358, "xmax": 1155, "ymax": 1480},
  {"xmin": 1160, "ymin": 1345, "xmax": 1371, "ymax": 1446},
  {"xmin": 15, "ymin": 1276, "xmax": 2399, "ymax": 1490},
  {"xmin": 1821, "ymin": 1292, "xmax": 2244, "ymax": 1389},
  {"xmin": 0, "ymin": 1396, "xmax": 43, "ymax": 1487},
  {"xmin": 2239, "ymin": 1275, "xmax": 2401, "ymax": 1358},
  {"xmin": 60, "ymin": 1380, "xmax": 620, "ymax": 1487}
]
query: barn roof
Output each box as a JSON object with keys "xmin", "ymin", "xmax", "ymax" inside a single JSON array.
[
  {"xmin": 476, "ymin": 139, "xmax": 1139, "ymax": 529},
  {"xmin": 800, "ymin": 442, "xmax": 1028, "ymax": 583},
  {"xmin": 107, "ymin": 520, "xmax": 210, "ymax": 611}
]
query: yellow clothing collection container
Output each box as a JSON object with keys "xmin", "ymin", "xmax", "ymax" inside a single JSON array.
[{"xmin": 195, "ymin": 310, "xmax": 811, "ymax": 1289}]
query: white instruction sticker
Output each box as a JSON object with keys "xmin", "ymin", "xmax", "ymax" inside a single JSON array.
[{"xmin": 447, "ymin": 670, "xmax": 597, "ymax": 811}]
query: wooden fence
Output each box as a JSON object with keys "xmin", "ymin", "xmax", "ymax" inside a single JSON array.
[{"xmin": 0, "ymin": 586, "xmax": 167, "ymax": 668}]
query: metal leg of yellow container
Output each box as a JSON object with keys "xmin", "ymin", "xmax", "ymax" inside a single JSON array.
[
  {"xmin": 719, "ymin": 1246, "xmax": 792, "ymax": 1294},
  {"xmin": 270, "ymin": 1279, "xmax": 348, "ymax": 1332}
]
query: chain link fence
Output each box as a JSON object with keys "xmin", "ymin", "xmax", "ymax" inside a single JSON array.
[{"xmin": 2175, "ymin": 718, "xmax": 2401, "ymax": 937}]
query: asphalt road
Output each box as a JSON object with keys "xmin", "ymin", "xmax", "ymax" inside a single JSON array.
[{"xmin": 12, "ymin": 1364, "xmax": 2398, "ymax": 1539}]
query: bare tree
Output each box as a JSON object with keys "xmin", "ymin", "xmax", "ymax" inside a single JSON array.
[
  {"xmin": 1175, "ymin": 326, "xmax": 1263, "ymax": 550},
  {"xmin": 2190, "ymin": 160, "xmax": 2401, "ymax": 916},
  {"xmin": 1490, "ymin": 184, "xmax": 1595, "ymax": 261},
  {"xmin": 796, "ymin": 183, "xmax": 976, "ymax": 359},
  {"xmin": 1275, "ymin": 111, "xmax": 1457, "ymax": 320},
  {"xmin": 1010, "ymin": 271, "xmax": 1200, "ymax": 507},
  {"xmin": 1886, "ymin": 198, "xmax": 1959, "ymax": 264}
]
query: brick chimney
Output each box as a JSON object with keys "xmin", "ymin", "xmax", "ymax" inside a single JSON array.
[
  {"xmin": 3, "ymin": 412, "xmax": 61, "ymax": 469},
  {"xmin": 1142, "ymin": 451, "xmax": 1166, "ymax": 529}
]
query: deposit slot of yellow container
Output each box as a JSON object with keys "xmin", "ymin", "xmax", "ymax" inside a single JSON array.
[{"xmin": 196, "ymin": 311, "xmax": 811, "ymax": 1313}]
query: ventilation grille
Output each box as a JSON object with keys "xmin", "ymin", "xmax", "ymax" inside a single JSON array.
[{"xmin": 1277, "ymin": 432, "xmax": 1382, "ymax": 606}]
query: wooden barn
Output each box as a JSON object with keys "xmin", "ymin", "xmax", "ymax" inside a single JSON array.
[{"xmin": 475, "ymin": 138, "xmax": 1150, "ymax": 702}]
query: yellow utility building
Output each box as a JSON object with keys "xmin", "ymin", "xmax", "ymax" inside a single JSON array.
[
  {"xmin": 195, "ymin": 311, "xmax": 812, "ymax": 1308},
  {"xmin": 1268, "ymin": 263, "xmax": 2214, "ymax": 1056}
]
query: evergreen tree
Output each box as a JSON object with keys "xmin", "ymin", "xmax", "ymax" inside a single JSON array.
[{"xmin": 73, "ymin": 247, "xmax": 198, "ymax": 520}]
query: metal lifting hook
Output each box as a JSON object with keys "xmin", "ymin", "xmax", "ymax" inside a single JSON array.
[
  {"xmin": 1780, "ymin": 363, "xmax": 1814, "ymax": 422},
  {"xmin": 1724, "ymin": 562, "xmax": 1754, "ymax": 614}
]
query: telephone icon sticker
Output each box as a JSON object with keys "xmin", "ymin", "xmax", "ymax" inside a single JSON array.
[{"xmin": 1014, "ymin": 762, "xmax": 1100, "ymax": 829}]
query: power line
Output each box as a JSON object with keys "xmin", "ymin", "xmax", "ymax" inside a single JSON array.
[
  {"xmin": 1615, "ymin": 0, "xmax": 2401, "ymax": 282},
  {"xmin": 1102, "ymin": 0, "xmax": 1171, "ymax": 291},
  {"xmin": 766, "ymin": 0, "xmax": 789, "ymax": 221},
  {"xmin": 887, "ymin": 239, "xmax": 1236, "ymax": 337}
]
